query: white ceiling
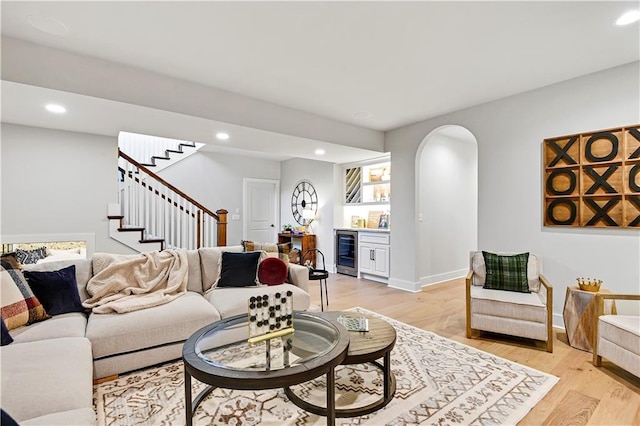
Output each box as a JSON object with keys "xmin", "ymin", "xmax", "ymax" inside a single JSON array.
[{"xmin": 1, "ymin": 1, "xmax": 639, "ymax": 160}]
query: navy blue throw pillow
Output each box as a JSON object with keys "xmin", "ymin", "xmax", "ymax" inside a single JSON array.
[
  {"xmin": 217, "ymin": 252, "xmax": 261, "ymax": 288},
  {"xmin": 23, "ymin": 265, "xmax": 84, "ymax": 316},
  {"xmin": 1, "ymin": 409, "xmax": 19, "ymax": 426},
  {"xmin": 1, "ymin": 316, "xmax": 13, "ymax": 346}
]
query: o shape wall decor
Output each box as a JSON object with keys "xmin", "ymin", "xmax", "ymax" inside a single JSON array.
[
  {"xmin": 543, "ymin": 125, "xmax": 640, "ymax": 228},
  {"xmin": 291, "ymin": 181, "xmax": 318, "ymax": 226}
]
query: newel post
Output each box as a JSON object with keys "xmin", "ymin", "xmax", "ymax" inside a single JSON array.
[{"xmin": 216, "ymin": 209, "xmax": 228, "ymax": 247}]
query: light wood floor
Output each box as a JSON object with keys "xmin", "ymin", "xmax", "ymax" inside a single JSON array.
[{"xmin": 308, "ymin": 273, "xmax": 640, "ymax": 426}]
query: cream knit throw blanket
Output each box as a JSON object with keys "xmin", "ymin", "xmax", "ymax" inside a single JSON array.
[{"xmin": 83, "ymin": 250, "xmax": 188, "ymax": 314}]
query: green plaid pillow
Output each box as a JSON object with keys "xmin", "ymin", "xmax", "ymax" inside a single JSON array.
[{"xmin": 482, "ymin": 251, "xmax": 530, "ymax": 293}]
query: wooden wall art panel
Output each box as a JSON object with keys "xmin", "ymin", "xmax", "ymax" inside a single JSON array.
[{"xmin": 543, "ymin": 125, "xmax": 640, "ymax": 228}]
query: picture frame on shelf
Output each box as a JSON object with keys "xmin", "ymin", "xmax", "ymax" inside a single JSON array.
[
  {"xmin": 378, "ymin": 214, "xmax": 389, "ymax": 229},
  {"xmin": 367, "ymin": 211, "xmax": 383, "ymax": 228}
]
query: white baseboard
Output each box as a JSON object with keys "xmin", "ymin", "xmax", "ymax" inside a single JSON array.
[
  {"xmin": 388, "ymin": 277, "xmax": 422, "ymax": 293},
  {"xmin": 420, "ymin": 269, "xmax": 468, "ymax": 288},
  {"xmin": 553, "ymin": 313, "xmax": 565, "ymax": 330}
]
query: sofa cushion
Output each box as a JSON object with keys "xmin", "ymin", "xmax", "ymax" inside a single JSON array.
[
  {"xmin": 1, "ymin": 317, "xmax": 13, "ymax": 345},
  {"xmin": 0, "ymin": 265, "xmax": 49, "ymax": 329},
  {"xmin": 482, "ymin": 251, "xmax": 530, "ymax": 293},
  {"xmin": 10, "ymin": 312, "xmax": 87, "ymax": 343},
  {"xmin": 217, "ymin": 251, "xmax": 261, "ymax": 288},
  {"xmin": 86, "ymin": 291, "xmax": 220, "ymax": 359},
  {"xmin": 205, "ymin": 283, "xmax": 311, "ymax": 318},
  {"xmin": 470, "ymin": 285, "xmax": 547, "ymax": 323},
  {"xmin": 0, "ymin": 337, "xmax": 93, "ymax": 422},
  {"xmin": 23, "ymin": 265, "xmax": 84, "ymax": 316},
  {"xmin": 20, "ymin": 408, "xmax": 95, "ymax": 426},
  {"xmin": 198, "ymin": 246, "xmax": 244, "ymax": 291},
  {"xmin": 599, "ymin": 315, "xmax": 640, "ymax": 356},
  {"xmin": 258, "ymin": 257, "xmax": 288, "ymax": 285},
  {"xmin": 184, "ymin": 249, "xmax": 203, "ymax": 293}
]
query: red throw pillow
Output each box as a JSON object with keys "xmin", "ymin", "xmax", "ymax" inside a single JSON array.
[{"xmin": 258, "ymin": 257, "xmax": 288, "ymax": 286}]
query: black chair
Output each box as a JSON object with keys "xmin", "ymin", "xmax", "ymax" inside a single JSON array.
[{"xmin": 302, "ymin": 249, "xmax": 329, "ymax": 311}]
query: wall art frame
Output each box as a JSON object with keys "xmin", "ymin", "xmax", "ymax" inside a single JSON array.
[{"xmin": 543, "ymin": 124, "xmax": 640, "ymax": 228}]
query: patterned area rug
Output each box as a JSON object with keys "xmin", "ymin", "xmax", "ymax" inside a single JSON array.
[{"xmin": 94, "ymin": 308, "xmax": 558, "ymax": 425}]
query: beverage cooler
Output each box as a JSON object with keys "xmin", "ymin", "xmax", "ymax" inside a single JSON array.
[{"xmin": 335, "ymin": 230, "xmax": 358, "ymax": 276}]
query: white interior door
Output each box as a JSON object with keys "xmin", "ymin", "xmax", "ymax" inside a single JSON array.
[{"xmin": 243, "ymin": 178, "xmax": 279, "ymax": 242}]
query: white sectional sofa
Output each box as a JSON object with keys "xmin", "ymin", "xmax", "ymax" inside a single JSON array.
[{"xmin": 1, "ymin": 245, "xmax": 311, "ymax": 424}]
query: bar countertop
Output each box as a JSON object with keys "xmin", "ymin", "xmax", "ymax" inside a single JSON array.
[{"xmin": 334, "ymin": 227, "xmax": 390, "ymax": 233}]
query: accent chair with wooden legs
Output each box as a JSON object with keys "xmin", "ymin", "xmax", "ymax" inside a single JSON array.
[
  {"xmin": 593, "ymin": 293, "xmax": 640, "ymax": 378},
  {"xmin": 466, "ymin": 251, "xmax": 553, "ymax": 353}
]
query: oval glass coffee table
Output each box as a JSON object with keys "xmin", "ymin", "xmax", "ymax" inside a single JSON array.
[{"xmin": 182, "ymin": 311, "xmax": 349, "ymax": 426}]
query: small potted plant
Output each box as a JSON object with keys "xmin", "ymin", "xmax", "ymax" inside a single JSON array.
[{"xmin": 282, "ymin": 224, "xmax": 293, "ymax": 233}]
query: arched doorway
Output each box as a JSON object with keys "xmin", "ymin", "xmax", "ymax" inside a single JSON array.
[{"xmin": 416, "ymin": 125, "xmax": 478, "ymax": 286}]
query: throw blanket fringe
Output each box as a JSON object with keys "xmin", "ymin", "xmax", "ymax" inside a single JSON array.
[{"xmin": 83, "ymin": 250, "xmax": 188, "ymax": 314}]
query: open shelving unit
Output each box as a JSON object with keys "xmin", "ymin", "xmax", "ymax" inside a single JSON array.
[{"xmin": 345, "ymin": 161, "xmax": 390, "ymax": 206}]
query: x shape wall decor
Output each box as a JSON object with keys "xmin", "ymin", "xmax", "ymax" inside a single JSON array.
[{"xmin": 543, "ymin": 124, "xmax": 640, "ymax": 228}]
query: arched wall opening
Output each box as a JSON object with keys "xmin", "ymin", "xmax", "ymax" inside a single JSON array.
[{"xmin": 416, "ymin": 125, "xmax": 478, "ymax": 286}]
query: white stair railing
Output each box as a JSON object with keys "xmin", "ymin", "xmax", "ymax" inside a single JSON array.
[{"xmin": 118, "ymin": 150, "xmax": 227, "ymax": 250}]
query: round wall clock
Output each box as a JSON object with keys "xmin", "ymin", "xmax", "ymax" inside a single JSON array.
[{"xmin": 291, "ymin": 181, "xmax": 318, "ymax": 225}]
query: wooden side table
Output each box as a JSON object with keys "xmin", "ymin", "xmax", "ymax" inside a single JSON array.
[
  {"xmin": 563, "ymin": 286, "xmax": 617, "ymax": 353},
  {"xmin": 278, "ymin": 233, "xmax": 316, "ymax": 267}
]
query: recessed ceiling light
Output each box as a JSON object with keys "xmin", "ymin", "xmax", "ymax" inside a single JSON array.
[
  {"xmin": 352, "ymin": 111, "xmax": 373, "ymax": 119},
  {"xmin": 616, "ymin": 10, "xmax": 640, "ymax": 26},
  {"xmin": 45, "ymin": 104, "xmax": 66, "ymax": 113},
  {"xmin": 26, "ymin": 14, "xmax": 69, "ymax": 36},
  {"xmin": 215, "ymin": 132, "xmax": 230, "ymax": 140},
  {"xmin": 315, "ymin": 149, "xmax": 325, "ymax": 155}
]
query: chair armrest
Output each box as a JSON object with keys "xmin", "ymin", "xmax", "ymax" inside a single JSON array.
[
  {"xmin": 287, "ymin": 263, "xmax": 310, "ymax": 293},
  {"xmin": 465, "ymin": 269, "xmax": 474, "ymax": 286},
  {"xmin": 539, "ymin": 274, "xmax": 552, "ymax": 290},
  {"xmin": 465, "ymin": 270, "xmax": 474, "ymax": 338},
  {"xmin": 538, "ymin": 275, "xmax": 553, "ymax": 307},
  {"xmin": 594, "ymin": 293, "xmax": 640, "ymax": 317},
  {"xmin": 539, "ymin": 274, "xmax": 554, "ymax": 351}
]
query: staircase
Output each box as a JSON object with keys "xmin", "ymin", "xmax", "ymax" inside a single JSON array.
[
  {"xmin": 118, "ymin": 131, "xmax": 204, "ymax": 174},
  {"xmin": 109, "ymin": 150, "xmax": 227, "ymax": 252}
]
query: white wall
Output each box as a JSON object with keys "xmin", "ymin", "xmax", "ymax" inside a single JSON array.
[
  {"xmin": 280, "ymin": 158, "xmax": 336, "ymax": 266},
  {"xmin": 386, "ymin": 61, "xmax": 640, "ymax": 326},
  {"xmin": 0, "ymin": 123, "xmax": 133, "ymax": 253},
  {"xmin": 157, "ymin": 151, "xmax": 281, "ymax": 246},
  {"xmin": 418, "ymin": 128, "xmax": 478, "ymax": 285}
]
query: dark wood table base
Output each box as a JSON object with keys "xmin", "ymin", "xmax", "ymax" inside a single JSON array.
[
  {"xmin": 186, "ymin": 365, "xmax": 338, "ymax": 425},
  {"xmin": 284, "ymin": 351, "xmax": 396, "ymax": 418},
  {"xmin": 284, "ymin": 312, "xmax": 397, "ymax": 418}
]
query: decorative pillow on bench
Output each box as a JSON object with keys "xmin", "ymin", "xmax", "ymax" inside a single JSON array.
[
  {"xmin": 15, "ymin": 247, "xmax": 47, "ymax": 265},
  {"xmin": 482, "ymin": 251, "xmax": 530, "ymax": 293},
  {"xmin": 242, "ymin": 240, "xmax": 292, "ymax": 263}
]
